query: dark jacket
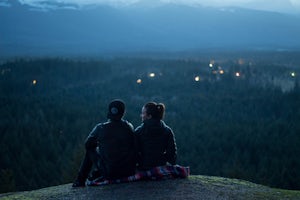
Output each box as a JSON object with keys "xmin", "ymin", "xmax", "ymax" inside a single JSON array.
[
  {"xmin": 85, "ymin": 119, "xmax": 136, "ymax": 179},
  {"xmin": 135, "ymin": 119, "xmax": 177, "ymax": 170}
]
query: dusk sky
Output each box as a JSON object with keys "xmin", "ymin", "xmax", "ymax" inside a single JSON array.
[{"xmin": 1, "ymin": 0, "xmax": 300, "ymax": 14}]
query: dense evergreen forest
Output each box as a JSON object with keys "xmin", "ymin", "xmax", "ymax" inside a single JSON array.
[{"xmin": 1, "ymin": 52, "xmax": 300, "ymax": 193}]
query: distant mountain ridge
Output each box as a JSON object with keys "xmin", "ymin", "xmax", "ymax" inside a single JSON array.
[{"xmin": 1, "ymin": 1, "xmax": 300, "ymax": 57}]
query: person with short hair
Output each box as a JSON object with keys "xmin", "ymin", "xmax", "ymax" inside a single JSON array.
[
  {"xmin": 72, "ymin": 99, "xmax": 136, "ymax": 187},
  {"xmin": 135, "ymin": 102, "xmax": 177, "ymax": 170}
]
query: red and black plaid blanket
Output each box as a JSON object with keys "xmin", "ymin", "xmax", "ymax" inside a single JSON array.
[{"xmin": 87, "ymin": 165, "xmax": 190, "ymax": 186}]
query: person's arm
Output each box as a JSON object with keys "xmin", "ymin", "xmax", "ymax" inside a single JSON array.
[
  {"xmin": 165, "ymin": 128, "xmax": 177, "ymax": 165},
  {"xmin": 84, "ymin": 124, "xmax": 101, "ymax": 150},
  {"xmin": 134, "ymin": 125, "xmax": 143, "ymax": 167}
]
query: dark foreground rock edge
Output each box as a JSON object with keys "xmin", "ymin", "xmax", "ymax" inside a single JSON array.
[{"xmin": 1, "ymin": 175, "xmax": 300, "ymax": 200}]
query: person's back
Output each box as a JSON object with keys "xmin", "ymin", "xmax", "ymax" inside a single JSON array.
[
  {"xmin": 136, "ymin": 119, "xmax": 176, "ymax": 170},
  {"xmin": 135, "ymin": 102, "xmax": 177, "ymax": 170},
  {"xmin": 72, "ymin": 99, "xmax": 136, "ymax": 187},
  {"xmin": 97, "ymin": 119, "xmax": 136, "ymax": 179}
]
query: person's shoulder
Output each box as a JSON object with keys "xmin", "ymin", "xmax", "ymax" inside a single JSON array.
[
  {"xmin": 134, "ymin": 123, "xmax": 144, "ymax": 133},
  {"xmin": 89, "ymin": 122, "xmax": 105, "ymax": 137},
  {"xmin": 121, "ymin": 119, "xmax": 134, "ymax": 131},
  {"xmin": 95, "ymin": 122, "xmax": 107, "ymax": 129},
  {"xmin": 93, "ymin": 121, "xmax": 111, "ymax": 132},
  {"xmin": 161, "ymin": 121, "xmax": 174, "ymax": 134},
  {"xmin": 161, "ymin": 120, "xmax": 170, "ymax": 129}
]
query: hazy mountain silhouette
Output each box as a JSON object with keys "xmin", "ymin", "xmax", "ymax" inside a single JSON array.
[{"xmin": 1, "ymin": 1, "xmax": 300, "ymax": 57}]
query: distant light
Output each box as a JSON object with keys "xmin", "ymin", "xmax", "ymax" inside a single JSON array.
[
  {"xmin": 149, "ymin": 73, "xmax": 155, "ymax": 78},
  {"xmin": 212, "ymin": 70, "xmax": 218, "ymax": 74},
  {"xmin": 219, "ymin": 70, "xmax": 224, "ymax": 74},
  {"xmin": 32, "ymin": 80, "xmax": 37, "ymax": 85},
  {"xmin": 291, "ymin": 72, "xmax": 296, "ymax": 77},
  {"xmin": 235, "ymin": 72, "xmax": 240, "ymax": 77},
  {"xmin": 238, "ymin": 59, "xmax": 244, "ymax": 65},
  {"xmin": 209, "ymin": 63, "xmax": 213, "ymax": 68},
  {"xmin": 137, "ymin": 79, "xmax": 142, "ymax": 84},
  {"xmin": 194, "ymin": 76, "xmax": 200, "ymax": 82}
]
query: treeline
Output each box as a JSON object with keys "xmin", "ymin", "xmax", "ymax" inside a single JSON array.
[{"xmin": 0, "ymin": 55, "xmax": 300, "ymax": 193}]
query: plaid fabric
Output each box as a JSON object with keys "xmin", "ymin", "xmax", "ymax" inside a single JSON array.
[{"xmin": 87, "ymin": 165, "xmax": 190, "ymax": 186}]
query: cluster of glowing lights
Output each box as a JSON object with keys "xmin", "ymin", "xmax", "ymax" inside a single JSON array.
[
  {"xmin": 134, "ymin": 66, "xmax": 297, "ymax": 86},
  {"xmin": 209, "ymin": 61, "xmax": 225, "ymax": 75},
  {"xmin": 135, "ymin": 72, "xmax": 157, "ymax": 84},
  {"xmin": 211, "ymin": 69, "xmax": 224, "ymax": 75}
]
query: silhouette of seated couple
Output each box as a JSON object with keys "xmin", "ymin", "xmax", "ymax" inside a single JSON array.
[{"xmin": 72, "ymin": 99, "xmax": 177, "ymax": 187}]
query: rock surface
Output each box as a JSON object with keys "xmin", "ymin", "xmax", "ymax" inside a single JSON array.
[{"xmin": 1, "ymin": 175, "xmax": 300, "ymax": 200}]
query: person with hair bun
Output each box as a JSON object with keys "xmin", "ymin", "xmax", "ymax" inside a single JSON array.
[
  {"xmin": 156, "ymin": 103, "xmax": 165, "ymax": 120},
  {"xmin": 135, "ymin": 102, "xmax": 177, "ymax": 170}
]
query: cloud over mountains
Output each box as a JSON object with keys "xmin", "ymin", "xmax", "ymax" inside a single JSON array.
[{"xmin": 2, "ymin": 0, "xmax": 300, "ymax": 14}]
